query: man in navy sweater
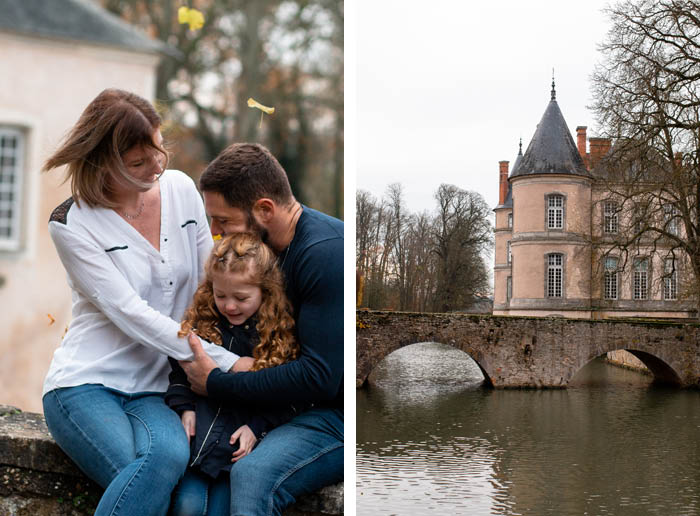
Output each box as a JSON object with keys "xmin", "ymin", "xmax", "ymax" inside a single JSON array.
[{"xmin": 180, "ymin": 143, "xmax": 343, "ymax": 515}]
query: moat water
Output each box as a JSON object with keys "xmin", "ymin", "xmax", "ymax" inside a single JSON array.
[{"xmin": 356, "ymin": 342, "xmax": 700, "ymax": 516}]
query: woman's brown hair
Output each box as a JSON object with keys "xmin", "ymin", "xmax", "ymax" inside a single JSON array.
[
  {"xmin": 178, "ymin": 233, "xmax": 299, "ymax": 371},
  {"xmin": 42, "ymin": 88, "xmax": 168, "ymax": 208}
]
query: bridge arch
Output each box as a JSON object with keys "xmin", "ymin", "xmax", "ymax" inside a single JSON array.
[
  {"xmin": 568, "ymin": 348, "xmax": 682, "ymax": 386},
  {"xmin": 357, "ymin": 311, "xmax": 700, "ymax": 389},
  {"xmin": 361, "ymin": 340, "xmax": 493, "ymax": 388}
]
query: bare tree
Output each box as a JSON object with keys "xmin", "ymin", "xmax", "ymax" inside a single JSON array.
[
  {"xmin": 431, "ymin": 184, "xmax": 492, "ymax": 312},
  {"xmin": 102, "ymin": 0, "xmax": 343, "ymax": 216},
  {"xmin": 591, "ymin": 0, "xmax": 700, "ymax": 311}
]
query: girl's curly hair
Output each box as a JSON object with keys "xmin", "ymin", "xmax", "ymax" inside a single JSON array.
[{"xmin": 178, "ymin": 233, "xmax": 298, "ymax": 371}]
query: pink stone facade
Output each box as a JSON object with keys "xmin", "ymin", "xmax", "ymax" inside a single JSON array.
[{"xmin": 493, "ymin": 120, "xmax": 694, "ymax": 320}]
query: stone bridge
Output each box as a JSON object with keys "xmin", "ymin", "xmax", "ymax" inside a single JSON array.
[{"xmin": 356, "ymin": 311, "xmax": 700, "ymax": 388}]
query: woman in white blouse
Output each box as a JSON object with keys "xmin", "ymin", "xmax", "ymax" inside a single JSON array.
[{"xmin": 41, "ymin": 89, "xmax": 243, "ymax": 516}]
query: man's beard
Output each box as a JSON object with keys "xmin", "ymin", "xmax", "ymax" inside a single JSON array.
[{"xmin": 246, "ymin": 210, "xmax": 269, "ymax": 246}]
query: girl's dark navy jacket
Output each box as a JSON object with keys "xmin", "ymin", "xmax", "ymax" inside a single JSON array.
[{"xmin": 165, "ymin": 315, "xmax": 300, "ymax": 479}]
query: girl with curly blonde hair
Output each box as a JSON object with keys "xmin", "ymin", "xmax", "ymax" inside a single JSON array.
[{"xmin": 165, "ymin": 233, "xmax": 302, "ymax": 516}]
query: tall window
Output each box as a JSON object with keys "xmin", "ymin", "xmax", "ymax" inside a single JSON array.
[
  {"xmin": 547, "ymin": 253, "xmax": 563, "ymax": 298},
  {"xmin": 633, "ymin": 257, "xmax": 649, "ymax": 300},
  {"xmin": 664, "ymin": 203, "xmax": 679, "ymax": 236},
  {"xmin": 0, "ymin": 127, "xmax": 24, "ymax": 251},
  {"xmin": 604, "ymin": 256, "xmax": 619, "ymax": 300},
  {"xmin": 547, "ymin": 195, "xmax": 564, "ymax": 230},
  {"xmin": 604, "ymin": 201, "xmax": 618, "ymax": 234},
  {"xmin": 507, "ymin": 241, "xmax": 512, "ymax": 265},
  {"xmin": 506, "ymin": 276, "xmax": 512, "ymax": 301},
  {"xmin": 664, "ymin": 258, "xmax": 677, "ymax": 300},
  {"xmin": 507, "ymin": 212, "xmax": 513, "ymax": 229}
]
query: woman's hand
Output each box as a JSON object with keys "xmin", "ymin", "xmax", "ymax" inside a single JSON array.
[
  {"xmin": 181, "ymin": 410, "xmax": 196, "ymax": 444},
  {"xmin": 232, "ymin": 356, "xmax": 255, "ymax": 373},
  {"xmin": 230, "ymin": 424, "xmax": 257, "ymax": 462}
]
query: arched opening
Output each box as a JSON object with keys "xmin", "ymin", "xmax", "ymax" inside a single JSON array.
[
  {"xmin": 366, "ymin": 341, "xmax": 490, "ymax": 392},
  {"xmin": 570, "ymin": 349, "xmax": 681, "ymax": 387}
]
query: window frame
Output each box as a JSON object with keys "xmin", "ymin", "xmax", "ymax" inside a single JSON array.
[
  {"xmin": 664, "ymin": 257, "xmax": 677, "ymax": 301},
  {"xmin": 633, "ymin": 257, "xmax": 649, "ymax": 300},
  {"xmin": 546, "ymin": 253, "xmax": 564, "ymax": 298},
  {"xmin": 0, "ymin": 126, "xmax": 25, "ymax": 251},
  {"xmin": 663, "ymin": 203, "xmax": 679, "ymax": 236},
  {"xmin": 546, "ymin": 194, "xmax": 565, "ymax": 231},
  {"xmin": 603, "ymin": 256, "xmax": 619, "ymax": 300},
  {"xmin": 603, "ymin": 201, "xmax": 618, "ymax": 234}
]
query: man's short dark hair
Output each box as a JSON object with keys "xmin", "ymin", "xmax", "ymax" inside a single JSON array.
[{"xmin": 199, "ymin": 143, "xmax": 294, "ymax": 210}]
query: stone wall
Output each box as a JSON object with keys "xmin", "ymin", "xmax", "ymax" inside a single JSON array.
[
  {"xmin": 0, "ymin": 405, "xmax": 343, "ymax": 516},
  {"xmin": 605, "ymin": 349, "xmax": 650, "ymax": 373},
  {"xmin": 357, "ymin": 310, "xmax": 700, "ymax": 388}
]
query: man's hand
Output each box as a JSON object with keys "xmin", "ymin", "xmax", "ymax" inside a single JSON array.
[
  {"xmin": 179, "ymin": 333, "xmax": 218, "ymax": 395},
  {"xmin": 181, "ymin": 410, "xmax": 196, "ymax": 444},
  {"xmin": 230, "ymin": 424, "xmax": 257, "ymax": 462}
]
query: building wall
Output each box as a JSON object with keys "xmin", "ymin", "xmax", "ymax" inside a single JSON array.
[
  {"xmin": 493, "ymin": 156, "xmax": 694, "ymax": 319},
  {"xmin": 493, "ymin": 208, "xmax": 512, "ymax": 309},
  {"xmin": 506, "ymin": 175, "xmax": 592, "ymax": 315},
  {"xmin": 0, "ymin": 32, "xmax": 159, "ymax": 412}
]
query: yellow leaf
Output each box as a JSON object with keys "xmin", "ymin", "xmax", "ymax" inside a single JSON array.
[
  {"xmin": 212, "ymin": 234, "xmax": 222, "ymax": 241},
  {"xmin": 178, "ymin": 6, "xmax": 205, "ymax": 31},
  {"xmin": 247, "ymin": 98, "xmax": 275, "ymax": 115}
]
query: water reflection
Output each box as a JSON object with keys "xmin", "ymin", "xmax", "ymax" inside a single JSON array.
[{"xmin": 357, "ymin": 342, "xmax": 700, "ymax": 516}]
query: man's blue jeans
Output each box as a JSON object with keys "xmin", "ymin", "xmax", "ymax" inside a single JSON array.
[
  {"xmin": 42, "ymin": 384, "xmax": 189, "ymax": 516},
  {"xmin": 229, "ymin": 406, "xmax": 343, "ymax": 516}
]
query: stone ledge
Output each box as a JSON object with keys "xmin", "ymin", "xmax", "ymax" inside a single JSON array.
[{"xmin": 0, "ymin": 405, "xmax": 343, "ymax": 516}]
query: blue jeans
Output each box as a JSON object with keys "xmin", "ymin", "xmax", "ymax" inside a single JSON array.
[
  {"xmin": 229, "ymin": 407, "xmax": 343, "ymax": 516},
  {"xmin": 170, "ymin": 469, "xmax": 230, "ymax": 516},
  {"xmin": 42, "ymin": 384, "xmax": 189, "ymax": 516}
]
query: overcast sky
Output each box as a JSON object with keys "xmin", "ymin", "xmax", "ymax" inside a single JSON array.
[{"xmin": 357, "ymin": 0, "xmax": 613, "ymax": 215}]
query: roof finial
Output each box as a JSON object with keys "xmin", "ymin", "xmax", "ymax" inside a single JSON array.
[
  {"xmin": 551, "ymin": 68, "xmax": 556, "ymax": 101},
  {"xmin": 519, "ymin": 137, "xmax": 523, "ymax": 155}
]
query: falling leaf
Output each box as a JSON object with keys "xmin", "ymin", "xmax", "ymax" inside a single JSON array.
[
  {"xmin": 247, "ymin": 98, "xmax": 275, "ymax": 128},
  {"xmin": 47, "ymin": 314, "xmax": 55, "ymax": 326},
  {"xmin": 178, "ymin": 6, "xmax": 205, "ymax": 31},
  {"xmin": 247, "ymin": 98, "xmax": 275, "ymax": 115},
  {"xmin": 213, "ymin": 234, "xmax": 222, "ymax": 241}
]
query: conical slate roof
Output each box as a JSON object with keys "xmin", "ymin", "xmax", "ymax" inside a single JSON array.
[{"xmin": 511, "ymin": 83, "xmax": 589, "ymax": 178}]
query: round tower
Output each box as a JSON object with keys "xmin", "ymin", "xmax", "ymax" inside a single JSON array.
[{"xmin": 507, "ymin": 81, "xmax": 593, "ymax": 317}]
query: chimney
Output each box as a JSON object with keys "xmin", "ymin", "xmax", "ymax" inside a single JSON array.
[
  {"xmin": 499, "ymin": 161, "xmax": 509, "ymax": 205},
  {"xmin": 589, "ymin": 137, "xmax": 612, "ymax": 168},
  {"xmin": 576, "ymin": 126, "xmax": 587, "ymax": 159}
]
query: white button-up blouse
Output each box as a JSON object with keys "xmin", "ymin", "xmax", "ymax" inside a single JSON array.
[{"xmin": 43, "ymin": 170, "xmax": 239, "ymax": 396}]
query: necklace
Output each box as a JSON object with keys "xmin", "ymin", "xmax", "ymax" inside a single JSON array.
[
  {"xmin": 280, "ymin": 239, "xmax": 292, "ymax": 269},
  {"xmin": 279, "ymin": 204, "xmax": 301, "ymax": 269},
  {"xmin": 121, "ymin": 200, "xmax": 145, "ymax": 220}
]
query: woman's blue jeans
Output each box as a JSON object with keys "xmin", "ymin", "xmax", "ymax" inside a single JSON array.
[
  {"xmin": 42, "ymin": 384, "xmax": 189, "ymax": 516},
  {"xmin": 229, "ymin": 406, "xmax": 343, "ymax": 516}
]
